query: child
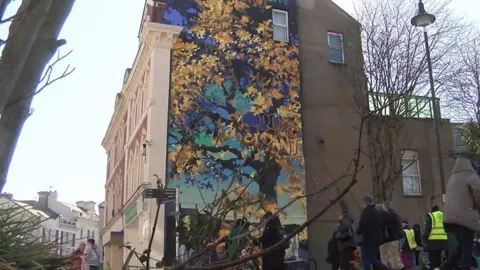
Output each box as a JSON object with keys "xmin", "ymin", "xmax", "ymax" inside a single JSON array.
[{"xmin": 401, "ymin": 220, "xmax": 418, "ymax": 270}]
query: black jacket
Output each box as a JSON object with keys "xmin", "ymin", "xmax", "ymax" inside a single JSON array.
[
  {"xmin": 378, "ymin": 211, "xmax": 390, "ymax": 244},
  {"xmin": 413, "ymin": 224, "xmax": 423, "ymax": 247},
  {"xmin": 260, "ymin": 219, "xmax": 286, "ymax": 268},
  {"xmin": 423, "ymin": 212, "xmax": 448, "ymax": 251},
  {"xmin": 357, "ymin": 205, "xmax": 383, "ymax": 247},
  {"xmin": 327, "ymin": 231, "xmax": 340, "ymax": 265},
  {"xmin": 385, "ymin": 209, "xmax": 404, "ymax": 242}
]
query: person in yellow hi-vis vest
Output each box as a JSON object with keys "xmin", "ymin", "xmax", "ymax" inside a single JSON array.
[
  {"xmin": 401, "ymin": 220, "xmax": 418, "ymax": 270},
  {"xmin": 422, "ymin": 205, "xmax": 448, "ymax": 270}
]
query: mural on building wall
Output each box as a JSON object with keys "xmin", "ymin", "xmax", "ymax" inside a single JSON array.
[{"xmin": 162, "ymin": 0, "xmax": 307, "ymax": 263}]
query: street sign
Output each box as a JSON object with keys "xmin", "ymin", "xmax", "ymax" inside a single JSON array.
[{"xmin": 144, "ymin": 188, "xmax": 176, "ymax": 204}]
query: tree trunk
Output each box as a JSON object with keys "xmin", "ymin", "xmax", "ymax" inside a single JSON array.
[
  {"xmin": 0, "ymin": 0, "xmax": 53, "ymax": 115},
  {"xmin": 0, "ymin": 0, "xmax": 75, "ymax": 192}
]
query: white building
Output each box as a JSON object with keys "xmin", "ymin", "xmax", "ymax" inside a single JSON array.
[
  {"xmin": 100, "ymin": 2, "xmax": 182, "ymax": 269},
  {"xmin": 0, "ymin": 191, "xmax": 100, "ymax": 256}
]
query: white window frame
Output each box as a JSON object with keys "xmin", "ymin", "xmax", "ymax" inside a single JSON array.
[
  {"xmin": 272, "ymin": 9, "xmax": 289, "ymax": 42},
  {"xmin": 327, "ymin": 32, "xmax": 345, "ymax": 64},
  {"xmin": 401, "ymin": 150, "xmax": 422, "ymax": 195}
]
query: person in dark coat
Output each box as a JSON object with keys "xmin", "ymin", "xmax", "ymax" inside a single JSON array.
[
  {"xmin": 327, "ymin": 225, "xmax": 341, "ymax": 270},
  {"xmin": 260, "ymin": 213, "xmax": 287, "ymax": 270},
  {"xmin": 356, "ymin": 195, "xmax": 390, "ymax": 270},
  {"xmin": 423, "ymin": 205, "xmax": 449, "ymax": 269},
  {"xmin": 336, "ymin": 211, "xmax": 356, "ymax": 270},
  {"xmin": 376, "ymin": 203, "xmax": 403, "ymax": 269},
  {"xmin": 384, "ymin": 201, "xmax": 405, "ymax": 241}
]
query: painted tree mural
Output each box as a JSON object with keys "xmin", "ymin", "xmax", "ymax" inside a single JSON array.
[{"xmin": 163, "ymin": 0, "xmax": 305, "ymax": 219}]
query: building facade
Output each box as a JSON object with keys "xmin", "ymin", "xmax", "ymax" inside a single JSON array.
[
  {"xmin": 296, "ymin": 1, "xmax": 454, "ymax": 268},
  {"xmin": 0, "ymin": 191, "xmax": 100, "ymax": 256},
  {"xmin": 101, "ymin": 0, "xmax": 455, "ymax": 269}
]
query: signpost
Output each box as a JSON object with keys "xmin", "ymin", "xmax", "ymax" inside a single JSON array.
[
  {"xmin": 144, "ymin": 188, "xmax": 177, "ymax": 267},
  {"xmin": 144, "ymin": 188, "xmax": 176, "ymax": 205}
]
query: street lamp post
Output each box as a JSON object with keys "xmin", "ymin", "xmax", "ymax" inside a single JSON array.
[{"xmin": 411, "ymin": 0, "xmax": 446, "ymax": 203}]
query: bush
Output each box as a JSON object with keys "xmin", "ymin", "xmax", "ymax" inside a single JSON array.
[{"xmin": 0, "ymin": 203, "xmax": 72, "ymax": 269}]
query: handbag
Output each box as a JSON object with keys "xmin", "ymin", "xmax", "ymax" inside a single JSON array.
[{"xmin": 336, "ymin": 227, "xmax": 354, "ymax": 241}]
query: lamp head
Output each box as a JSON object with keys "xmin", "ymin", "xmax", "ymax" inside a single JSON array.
[{"xmin": 411, "ymin": 0, "xmax": 436, "ymax": 27}]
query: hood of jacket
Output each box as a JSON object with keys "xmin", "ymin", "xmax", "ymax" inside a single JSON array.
[{"xmin": 444, "ymin": 157, "xmax": 480, "ymax": 232}]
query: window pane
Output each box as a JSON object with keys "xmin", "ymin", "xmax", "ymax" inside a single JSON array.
[
  {"xmin": 328, "ymin": 33, "xmax": 343, "ymax": 47},
  {"xmin": 273, "ymin": 10, "xmax": 287, "ymax": 26},
  {"xmin": 273, "ymin": 25, "xmax": 288, "ymax": 42},
  {"xmin": 402, "ymin": 159, "xmax": 419, "ymax": 176},
  {"xmin": 403, "ymin": 176, "xmax": 421, "ymax": 194},
  {"xmin": 329, "ymin": 48, "xmax": 343, "ymax": 63}
]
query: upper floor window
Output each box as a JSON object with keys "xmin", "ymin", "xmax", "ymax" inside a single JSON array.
[
  {"xmin": 328, "ymin": 32, "xmax": 344, "ymax": 63},
  {"xmin": 272, "ymin": 9, "xmax": 289, "ymax": 42},
  {"xmin": 401, "ymin": 150, "xmax": 422, "ymax": 196}
]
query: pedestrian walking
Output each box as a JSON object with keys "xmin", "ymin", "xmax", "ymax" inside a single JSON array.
[
  {"xmin": 422, "ymin": 205, "xmax": 448, "ymax": 270},
  {"xmin": 82, "ymin": 239, "xmax": 99, "ymax": 270},
  {"xmin": 440, "ymin": 158, "xmax": 480, "ymax": 270},
  {"xmin": 327, "ymin": 225, "xmax": 340, "ymax": 270},
  {"xmin": 336, "ymin": 211, "xmax": 356, "ymax": 270},
  {"xmin": 356, "ymin": 195, "xmax": 390, "ymax": 270},
  {"xmin": 401, "ymin": 220, "xmax": 418, "ymax": 270},
  {"xmin": 376, "ymin": 202, "xmax": 404, "ymax": 269}
]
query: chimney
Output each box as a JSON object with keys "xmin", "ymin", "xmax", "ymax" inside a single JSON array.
[
  {"xmin": 84, "ymin": 201, "xmax": 96, "ymax": 214},
  {"xmin": 76, "ymin": 201, "xmax": 86, "ymax": 210},
  {"xmin": 50, "ymin": 190, "xmax": 58, "ymax": 200},
  {"xmin": 38, "ymin": 191, "xmax": 49, "ymax": 207}
]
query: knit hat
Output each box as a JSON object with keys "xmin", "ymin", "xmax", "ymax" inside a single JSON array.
[{"xmin": 363, "ymin": 195, "xmax": 374, "ymax": 206}]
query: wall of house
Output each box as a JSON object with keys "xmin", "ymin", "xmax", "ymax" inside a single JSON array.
[
  {"xmin": 389, "ymin": 118, "xmax": 454, "ymax": 224},
  {"xmin": 161, "ymin": 0, "xmax": 308, "ymax": 261},
  {"xmin": 296, "ymin": 0, "xmax": 369, "ymax": 267},
  {"xmin": 297, "ymin": 1, "xmax": 455, "ymax": 267}
]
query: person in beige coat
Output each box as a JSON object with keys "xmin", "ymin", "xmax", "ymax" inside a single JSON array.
[{"xmin": 441, "ymin": 158, "xmax": 480, "ymax": 270}]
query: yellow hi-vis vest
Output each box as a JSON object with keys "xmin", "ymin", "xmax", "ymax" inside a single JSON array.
[
  {"xmin": 428, "ymin": 211, "xmax": 448, "ymax": 241},
  {"xmin": 403, "ymin": 228, "xmax": 418, "ymax": 250}
]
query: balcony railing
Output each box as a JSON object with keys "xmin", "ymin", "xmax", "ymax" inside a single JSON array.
[
  {"xmin": 59, "ymin": 217, "xmax": 77, "ymax": 228},
  {"xmin": 368, "ymin": 92, "xmax": 440, "ymax": 119}
]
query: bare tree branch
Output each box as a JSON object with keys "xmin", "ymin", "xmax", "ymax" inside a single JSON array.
[{"xmin": 5, "ymin": 49, "xmax": 75, "ymax": 109}]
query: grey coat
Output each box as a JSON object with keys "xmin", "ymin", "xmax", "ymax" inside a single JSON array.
[
  {"xmin": 443, "ymin": 158, "xmax": 480, "ymax": 232},
  {"xmin": 337, "ymin": 216, "xmax": 356, "ymax": 250}
]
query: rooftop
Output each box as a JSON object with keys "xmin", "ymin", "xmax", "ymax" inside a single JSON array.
[{"xmin": 15, "ymin": 200, "xmax": 58, "ymax": 219}]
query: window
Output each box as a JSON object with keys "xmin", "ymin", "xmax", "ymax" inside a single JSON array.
[
  {"xmin": 328, "ymin": 32, "xmax": 344, "ymax": 63},
  {"xmin": 401, "ymin": 150, "xmax": 422, "ymax": 195},
  {"xmin": 80, "ymin": 228, "xmax": 83, "ymax": 240},
  {"xmin": 72, "ymin": 233, "xmax": 76, "ymax": 247},
  {"xmin": 87, "ymin": 230, "xmax": 90, "ymax": 239},
  {"xmin": 272, "ymin": 9, "xmax": 288, "ymax": 42},
  {"xmin": 92, "ymin": 230, "xmax": 95, "ymax": 240}
]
